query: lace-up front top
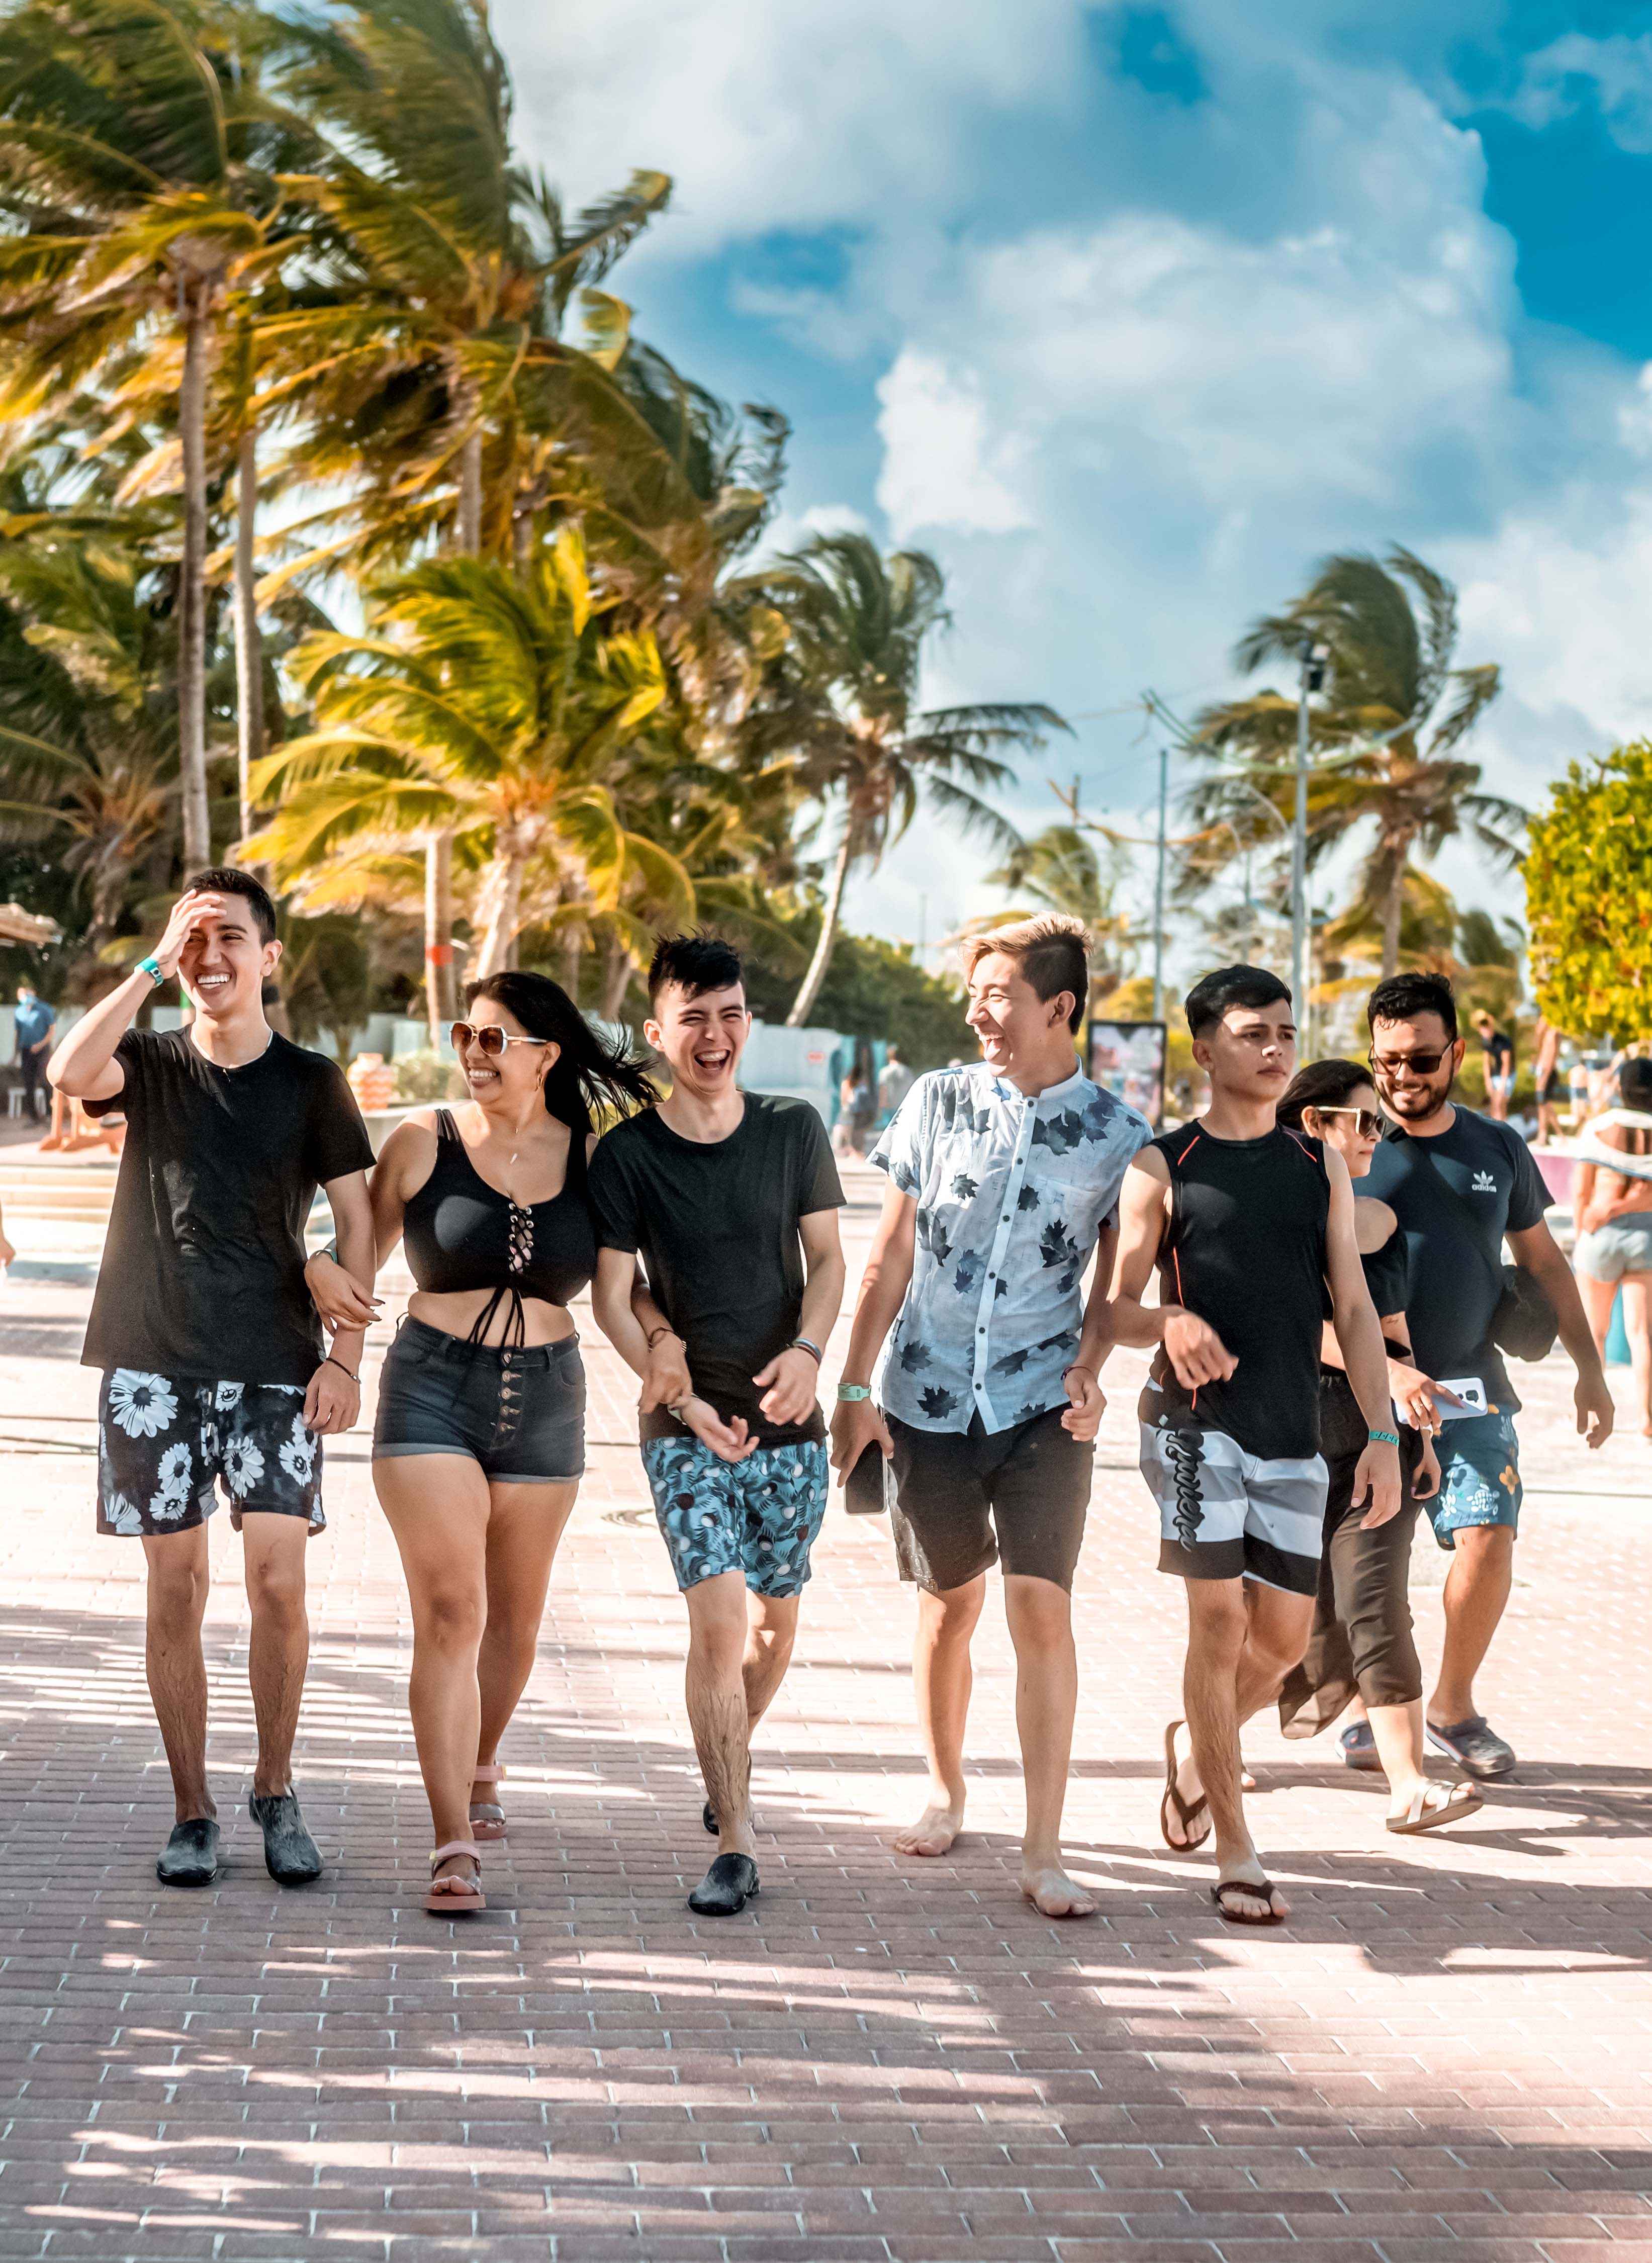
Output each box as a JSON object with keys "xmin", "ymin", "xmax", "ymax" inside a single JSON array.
[{"xmin": 401, "ymin": 1107, "xmax": 596, "ymax": 1345}]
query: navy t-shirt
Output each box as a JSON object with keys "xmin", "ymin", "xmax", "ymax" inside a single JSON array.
[{"xmin": 1363, "ymin": 1108, "xmax": 1550, "ymax": 1408}]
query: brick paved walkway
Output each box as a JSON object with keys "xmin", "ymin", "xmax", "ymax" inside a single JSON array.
[{"xmin": 3, "ymin": 1165, "xmax": 1652, "ymax": 2261}]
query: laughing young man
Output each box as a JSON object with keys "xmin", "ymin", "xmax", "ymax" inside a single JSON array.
[
  {"xmin": 49, "ymin": 873, "xmax": 375, "ymax": 1888},
  {"xmin": 1364, "ymin": 971, "xmax": 1612, "ymax": 1779},
  {"xmin": 832, "ymin": 916, "xmax": 1150, "ymax": 1920},
  {"xmin": 1106, "ymin": 967, "xmax": 1400, "ymax": 1927},
  {"xmin": 589, "ymin": 935, "xmax": 846, "ymax": 1919}
]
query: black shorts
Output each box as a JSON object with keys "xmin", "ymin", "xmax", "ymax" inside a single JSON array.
[
  {"xmin": 97, "ymin": 1372, "xmax": 324, "ymax": 1538},
  {"xmin": 885, "ymin": 1405, "xmax": 1092, "ymax": 1593},
  {"xmin": 373, "ymin": 1316, "xmax": 585, "ymax": 1483}
]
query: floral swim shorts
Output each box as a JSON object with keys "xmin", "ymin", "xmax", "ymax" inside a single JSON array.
[
  {"xmin": 640, "ymin": 1433, "xmax": 828, "ymax": 1597},
  {"xmin": 97, "ymin": 1371, "xmax": 325, "ymax": 1539}
]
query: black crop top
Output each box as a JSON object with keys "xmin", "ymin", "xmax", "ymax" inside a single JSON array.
[{"xmin": 401, "ymin": 1109, "xmax": 597, "ymax": 1343}]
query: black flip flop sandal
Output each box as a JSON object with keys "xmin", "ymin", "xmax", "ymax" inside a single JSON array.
[
  {"xmin": 1211, "ymin": 1876, "xmax": 1286, "ymax": 1926},
  {"xmin": 1159, "ymin": 1719, "xmax": 1210, "ymax": 1852}
]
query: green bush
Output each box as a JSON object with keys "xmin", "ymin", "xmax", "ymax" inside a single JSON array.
[{"xmin": 393, "ymin": 1050, "xmax": 464, "ymax": 1104}]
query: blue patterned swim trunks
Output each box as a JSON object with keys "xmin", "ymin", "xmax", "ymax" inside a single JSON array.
[
  {"xmin": 1428, "ymin": 1406, "xmax": 1521, "ymax": 1550},
  {"xmin": 640, "ymin": 1433, "xmax": 829, "ymax": 1596}
]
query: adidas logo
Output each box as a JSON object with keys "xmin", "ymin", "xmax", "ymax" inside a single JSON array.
[{"xmin": 1472, "ymin": 1170, "xmax": 1498, "ymax": 1192}]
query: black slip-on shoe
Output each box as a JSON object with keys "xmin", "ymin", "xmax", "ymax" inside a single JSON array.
[
  {"xmin": 702, "ymin": 1800, "xmax": 719, "ymax": 1836},
  {"xmin": 157, "ymin": 1817, "xmax": 220, "ymax": 1888},
  {"xmin": 688, "ymin": 1852, "xmax": 759, "ymax": 1916},
  {"xmin": 248, "ymin": 1791, "xmax": 323, "ymax": 1884}
]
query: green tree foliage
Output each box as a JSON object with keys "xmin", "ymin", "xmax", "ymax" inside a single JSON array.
[
  {"xmin": 1184, "ymin": 546, "xmax": 1523, "ymax": 976},
  {"xmin": 1526, "ymin": 742, "xmax": 1652, "ymax": 1038}
]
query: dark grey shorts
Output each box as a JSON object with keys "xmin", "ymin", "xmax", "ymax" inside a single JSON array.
[
  {"xmin": 373, "ymin": 1316, "xmax": 585, "ymax": 1483},
  {"xmin": 885, "ymin": 1405, "xmax": 1093, "ymax": 1593}
]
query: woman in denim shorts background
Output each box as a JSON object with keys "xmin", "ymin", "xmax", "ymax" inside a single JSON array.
[
  {"xmin": 306, "ymin": 973, "xmax": 656, "ymax": 1912},
  {"xmin": 1573, "ymin": 1056, "xmax": 1652, "ymax": 1442}
]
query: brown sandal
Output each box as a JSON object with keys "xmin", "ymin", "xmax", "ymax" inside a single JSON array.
[
  {"xmin": 1211, "ymin": 1876, "xmax": 1286, "ymax": 1926},
  {"xmin": 1159, "ymin": 1720, "xmax": 1210, "ymax": 1852}
]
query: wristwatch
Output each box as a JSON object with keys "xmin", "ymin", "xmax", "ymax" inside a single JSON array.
[
  {"xmin": 837, "ymin": 1383, "xmax": 872, "ymax": 1402},
  {"xmin": 136, "ymin": 955, "xmax": 165, "ymax": 987}
]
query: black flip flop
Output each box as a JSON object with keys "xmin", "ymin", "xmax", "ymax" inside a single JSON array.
[
  {"xmin": 688, "ymin": 1852, "xmax": 759, "ymax": 1916},
  {"xmin": 1211, "ymin": 1876, "xmax": 1286, "ymax": 1927},
  {"xmin": 1159, "ymin": 1719, "xmax": 1210, "ymax": 1852}
]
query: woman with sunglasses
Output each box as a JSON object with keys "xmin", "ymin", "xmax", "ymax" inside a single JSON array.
[
  {"xmin": 1272, "ymin": 1059, "xmax": 1482, "ymax": 1835},
  {"xmin": 306, "ymin": 974, "xmax": 656, "ymax": 1911}
]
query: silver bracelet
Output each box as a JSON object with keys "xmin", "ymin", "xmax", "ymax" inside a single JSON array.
[{"xmin": 791, "ymin": 1337, "xmax": 823, "ymax": 1363}]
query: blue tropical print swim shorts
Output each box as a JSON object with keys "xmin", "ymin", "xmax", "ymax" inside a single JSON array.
[
  {"xmin": 1428, "ymin": 1406, "xmax": 1521, "ymax": 1550},
  {"xmin": 97, "ymin": 1371, "xmax": 325, "ymax": 1538},
  {"xmin": 640, "ymin": 1433, "xmax": 829, "ymax": 1596}
]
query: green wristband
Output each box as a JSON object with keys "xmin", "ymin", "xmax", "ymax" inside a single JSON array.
[
  {"xmin": 837, "ymin": 1383, "xmax": 871, "ymax": 1402},
  {"xmin": 1367, "ymin": 1427, "xmax": 1400, "ymax": 1446}
]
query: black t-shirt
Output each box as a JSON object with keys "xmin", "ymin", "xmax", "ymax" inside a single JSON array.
[
  {"xmin": 1481, "ymin": 1029, "xmax": 1514, "ymax": 1074},
  {"xmin": 82, "ymin": 1028, "xmax": 375, "ymax": 1388},
  {"xmin": 587, "ymin": 1093, "xmax": 844, "ymax": 1445},
  {"xmin": 1360, "ymin": 1223, "xmax": 1410, "ymax": 1326},
  {"xmin": 1364, "ymin": 1108, "xmax": 1549, "ymax": 1409},
  {"xmin": 1141, "ymin": 1122, "xmax": 1331, "ymax": 1462}
]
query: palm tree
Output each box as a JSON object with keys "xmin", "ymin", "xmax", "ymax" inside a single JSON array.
[
  {"xmin": 245, "ymin": 530, "xmax": 691, "ymax": 980},
  {"xmin": 244, "ymin": 0, "xmax": 670, "ymax": 1025},
  {"xmin": 1183, "ymin": 546, "xmax": 1524, "ymax": 976},
  {"xmin": 0, "ymin": 0, "xmax": 306, "ymax": 869},
  {"xmin": 758, "ymin": 532, "xmax": 1065, "ymax": 1027},
  {"xmin": 976, "ymin": 823, "xmax": 1135, "ymax": 992},
  {"xmin": 0, "ymin": 501, "xmax": 184, "ymax": 960}
]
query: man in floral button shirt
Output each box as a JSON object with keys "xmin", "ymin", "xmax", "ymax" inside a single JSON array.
[{"xmin": 832, "ymin": 916, "xmax": 1150, "ymax": 1917}]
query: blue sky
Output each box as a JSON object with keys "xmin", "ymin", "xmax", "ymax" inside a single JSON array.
[{"xmin": 499, "ymin": 0, "xmax": 1652, "ymax": 977}]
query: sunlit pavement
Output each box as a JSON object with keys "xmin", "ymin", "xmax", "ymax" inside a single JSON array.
[{"xmin": 3, "ymin": 1161, "xmax": 1651, "ymax": 2262}]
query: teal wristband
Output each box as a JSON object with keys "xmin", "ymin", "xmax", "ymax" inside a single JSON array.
[
  {"xmin": 136, "ymin": 955, "xmax": 164, "ymax": 987},
  {"xmin": 1367, "ymin": 1427, "xmax": 1400, "ymax": 1446},
  {"xmin": 837, "ymin": 1383, "xmax": 871, "ymax": 1402}
]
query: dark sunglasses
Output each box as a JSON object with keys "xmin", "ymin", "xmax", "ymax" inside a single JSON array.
[
  {"xmin": 1369, "ymin": 1047, "xmax": 1449, "ymax": 1077},
  {"xmin": 1316, "ymin": 1106, "xmax": 1385, "ymax": 1139},
  {"xmin": 450, "ymin": 1021, "xmax": 551, "ymax": 1058}
]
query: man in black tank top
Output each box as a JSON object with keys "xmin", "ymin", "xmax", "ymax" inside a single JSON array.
[{"xmin": 1104, "ymin": 967, "xmax": 1401, "ymax": 1927}]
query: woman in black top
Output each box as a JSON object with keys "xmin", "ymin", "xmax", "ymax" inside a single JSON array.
[
  {"xmin": 1273, "ymin": 1059, "xmax": 1483, "ymax": 1835},
  {"xmin": 307, "ymin": 973, "xmax": 655, "ymax": 1910}
]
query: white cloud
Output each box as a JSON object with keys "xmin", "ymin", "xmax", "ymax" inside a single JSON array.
[
  {"xmin": 875, "ymin": 353, "xmax": 1034, "ymax": 536},
  {"xmin": 1509, "ymin": 34, "xmax": 1652, "ymax": 154}
]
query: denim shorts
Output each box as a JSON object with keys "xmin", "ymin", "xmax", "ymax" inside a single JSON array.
[
  {"xmin": 373, "ymin": 1316, "xmax": 585, "ymax": 1483},
  {"xmin": 1575, "ymin": 1215, "xmax": 1652, "ymax": 1283},
  {"xmin": 640, "ymin": 1432, "xmax": 828, "ymax": 1596}
]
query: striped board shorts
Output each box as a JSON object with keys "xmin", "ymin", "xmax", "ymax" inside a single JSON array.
[{"xmin": 1139, "ymin": 1421, "xmax": 1328, "ymax": 1596}]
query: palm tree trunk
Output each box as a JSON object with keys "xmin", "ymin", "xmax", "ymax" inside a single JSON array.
[
  {"xmin": 472, "ymin": 852, "xmax": 525, "ymax": 979},
  {"xmin": 422, "ymin": 428, "xmax": 485, "ymax": 1037},
  {"xmin": 786, "ymin": 833, "xmax": 853, "ymax": 1028},
  {"xmin": 598, "ymin": 929, "xmax": 631, "ymax": 1021},
  {"xmin": 1382, "ymin": 860, "xmax": 1405, "ymax": 978},
  {"xmin": 424, "ymin": 834, "xmax": 456, "ymax": 1045},
  {"xmin": 457, "ymin": 428, "xmax": 484, "ymax": 556},
  {"xmin": 232, "ymin": 428, "xmax": 265, "ymax": 853},
  {"xmin": 177, "ymin": 290, "xmax": 211, "ymax": 871}
]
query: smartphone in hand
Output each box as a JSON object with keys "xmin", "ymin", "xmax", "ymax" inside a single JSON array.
[{"xmin": 844, "ymin": 1439, "xmax": 890, "ymax": 1515}]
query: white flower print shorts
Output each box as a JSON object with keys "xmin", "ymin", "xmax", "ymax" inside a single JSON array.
[{"xmin": 97, "ymin": 1372, "xmax": 325, "ymax": 1538}]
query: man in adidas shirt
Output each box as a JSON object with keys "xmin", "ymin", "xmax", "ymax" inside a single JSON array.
[{"xmin": 1364, "ymin": 972, "xmax": 1612, "ymax": 1781}]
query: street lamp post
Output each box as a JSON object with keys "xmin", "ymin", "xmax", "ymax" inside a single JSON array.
[{"xmin": 1151, "ymin": 746, "xmax": 1168, "ymax": 1029}]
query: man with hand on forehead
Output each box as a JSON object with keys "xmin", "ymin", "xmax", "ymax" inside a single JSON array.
[
  {"xmin": 49, "ymin": 872, "xmax": 375, "ymax": 1889},
  {"xmin": 1363, "ymin": 971, "xmax": 1612, "ymax": 1782}
]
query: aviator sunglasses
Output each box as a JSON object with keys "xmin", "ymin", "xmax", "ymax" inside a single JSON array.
[{"xmin": 450, "ymin": 1020, "xmax": 552, "ymax": 1058}]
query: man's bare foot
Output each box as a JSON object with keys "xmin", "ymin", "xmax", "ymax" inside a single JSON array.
[
  {"xmin": 894, "ymin": 1799, "xmax": 964, "ymax": 1856},
  {"xmin": 1212, "ymin": 1859, "xmax": 1288, "ymax": 1924},
  {"xmin": 1020, "ymin": 1864, "xmax": 1096, "ymax": 1919}
]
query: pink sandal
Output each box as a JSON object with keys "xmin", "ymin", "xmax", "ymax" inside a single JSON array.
[
  {"xmin": 469, "ymin": 1764, "xmax": 507, "ymax": 1842},
  {"xmin": 426, "ymin": 1841, "xmax": 485, "ymax": 1914}
]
